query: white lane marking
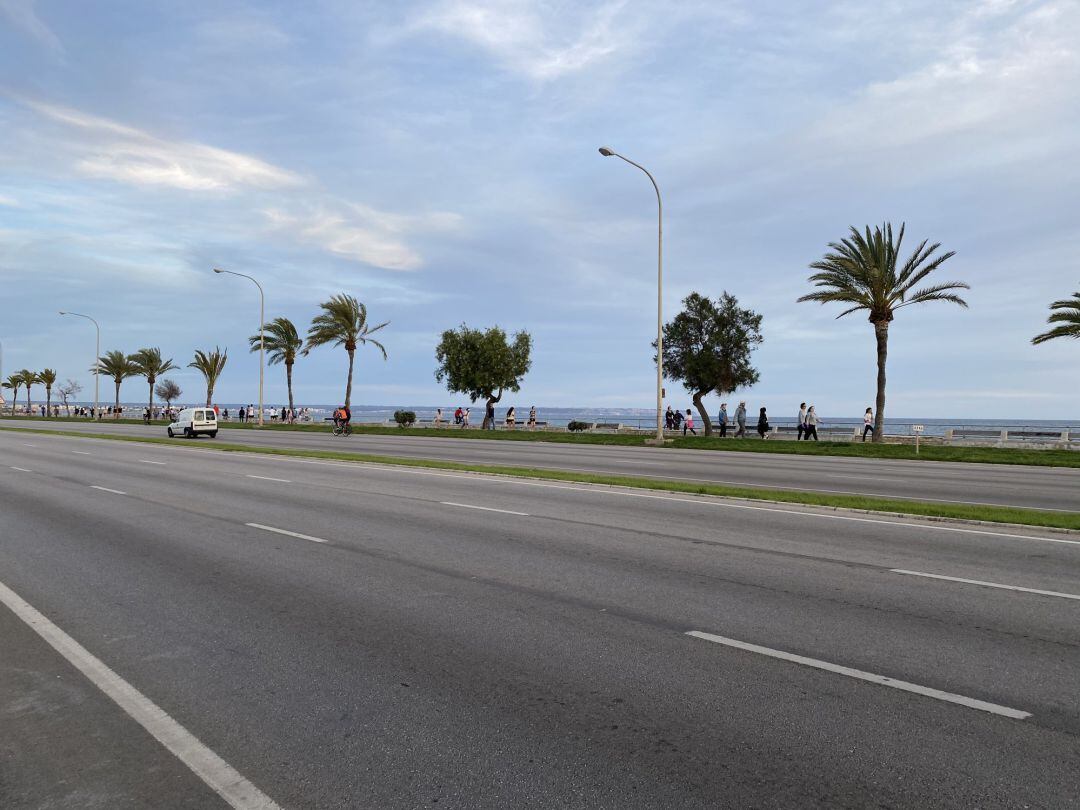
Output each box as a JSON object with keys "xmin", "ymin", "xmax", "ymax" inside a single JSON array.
[
  {"xmin": 21, "ymin": 443, "xmax": 37, "ymax": 447},
  {"xmin": 72, "ymin": 450, "xmax": 91, "ymax": 455},
  {"xmin": 441, "ymin": 501, "xmax": 530, "ymax": 516},
  {"xmin": 10, "ymin": 466, "xmax": 32, "ymax": 472},
  {"xmin": 686, "ymin": 630, "xmax": 1031, "ymax": 720},
  {"xmin": 891, "ymin": 569, "xmax": 1080, "ymax": 601},
  {"xmin": 0, "ymin": 580, "xmax": 282, "ymax": 810},
  {"xmin": 246, "ymin": 523, "xmax": 328, "ymax": 544},
  {"xmin": 138, "ymin": 459, "xmax": 166, "ymax": 465},
  {"xmin": 246, "ymin": 475, "xmax": 291, "ymax": 483},
  {"xmin": 89, "ymin": 485, "xmax": 126, "ymax": 495}
]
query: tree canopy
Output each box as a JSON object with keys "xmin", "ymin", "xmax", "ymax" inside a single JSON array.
[{"xmin": 434, "ymin": 324, "xmax": 532, "ymax": 406}]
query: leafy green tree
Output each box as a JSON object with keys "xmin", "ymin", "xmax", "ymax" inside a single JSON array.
[
  {"xmin": 38, "ymin": 368, "xmax": 57, "ymax": 416},
  {"xmin": 129, "ymin": 348, "xmax": 178, "ymax": 416},
  {"xmin": 1032, "ymin": 290, "xmax": 1080, "ymax": 345},
  {"xmin": 189, "ymin": 347, "xmax": 228, "ymax": 407},
  {"xmin": 94, "ymin": 350, "xmax": 140, "ymax": 418},
  {"xmin": 659, "ymin": 292, "xmax": 763, "ymax": 436},
  {"xmin": 250, "ymin": 317, "xmax": 302, "ymax": 412},
  {"xmin": 304, "ymin": 294, "xmax": 388, "ymax": 409},
  {"xmin": 434, "ymin": 325, "xmax": 532, "ymax": 429},
  {"xmin": 798, "ymin": 222, "xmax": 969, "ymax": 441},
  {"xmin": 155, "ymin": 379, "xmax": 182, "ymax": 411},
  {"xmin": 3, "ymin": 374, "xmax": 21, "ymax": 415},
  {"xmin": 19, "ymin": 369, "xmax": 40, "ymax": 415}
]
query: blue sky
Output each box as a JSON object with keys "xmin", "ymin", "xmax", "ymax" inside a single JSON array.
[{"xmin": 1, "ymin": 0, "xmax": 1077, "ymax": 418}]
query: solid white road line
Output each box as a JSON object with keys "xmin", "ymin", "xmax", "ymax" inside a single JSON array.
[
  {"xmin": 10, "ymin": 466, "xmax": 32, "ymax": 472},
  {"xmin": 72, "ymin": 450, "xmax": 91, "ymax": 455},
  {"xmin": 246, "ymin": 523, "xmax": 329, "ymax": 544},
  {"xmin": 686, "ymin": 630, "xmax": 1031, "ymax": 720},
  {"xmin": 139, "ymin": 459, "xmax": 167, "ymax": 465},
  {"xmin": 89, "ymin": 485, "xmax": 126, "ymax": 495},
  {"xmin": 246, "ymin": 475, "xmax": 291, "ymax": 483},
  {"xmin": 440, "ymin": 501, "xmax": 530, "ymax": 516},
  {"xmin": 0, "ymin": 580, "xmax": 282, "ymax": 810},
  {"xmin": 891, "ymin": 569, "xmax": 1080, "ymax": 601}
]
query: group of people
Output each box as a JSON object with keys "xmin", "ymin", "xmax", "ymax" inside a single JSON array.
[
  {"xmin": 439, "ymin": 405, "xmax": 538, "ymax": 430},
  {"xmin": 667, "ymin": 403, "xmax": 772, "ymax": 438}
]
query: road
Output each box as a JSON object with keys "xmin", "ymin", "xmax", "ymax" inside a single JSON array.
[
  {"xmin": 2, "ymin": 429, "xmax": 1079, "ymax": 808},
  {"xmin": 1, "ymin": 417, "xmax": 1078, "ymax": 512}
]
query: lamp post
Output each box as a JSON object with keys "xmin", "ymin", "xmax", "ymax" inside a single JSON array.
[
  {"xmin": 598, "ymin": 146, "xmax": 665, "ymax": 443},
  {"xmin": 213, "ymin": 267, "xmax": 264, "ymax": 426},
  {"xmin": 59, "ymin": 311, "xmax": 100, "ymax": 417}
]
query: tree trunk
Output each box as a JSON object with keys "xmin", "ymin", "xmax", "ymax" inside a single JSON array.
[
  {"xmin": 8, "ymin": 386, "xmax": 16, "ymax": 415},
  {"xmin": 872, "ymin": 320, "xmax": 889, "ymax": 442},
  {"xmin": 26, "ymin": 386, "xmax": 31, "ymax": 415},
  {"xmin": 115, "ymin": 381, "xmax": 121, "ymax": 418},
  {"xmin": 344, "ymin": 349, "xmax": 355, "ymax": 409},
  {"xmin": 148, "ymin": 379, "xmax": 154, "ymax": 419},
  {"xmin": 693, "ymin": 392, "xmax": 713, "ymax": 436},
  {"xmin": 286, "ymin": 361, "xmax": 294, "ymax": 413},
  {"xmin": 46, "ymin": 387, "xmax": 52, "ymax": 417},
  {"xmin": 482, "ymin": 390, "xmax": 503, "ymax": 429},
  {"xmin": 205, "ymin": 383, "xmax": 213, "ymax": 408}
]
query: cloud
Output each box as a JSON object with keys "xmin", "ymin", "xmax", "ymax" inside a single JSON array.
[
  {"xmin": 412, "ymin": 0, "xmax": 632, "ymax": 80},
  {"xmin": 0, "ymin": 0, "xmax": 62, "ymax": 54},
  {"xmin": 23, "ymin": 99, "xmax": 304, "ymax": 192}
]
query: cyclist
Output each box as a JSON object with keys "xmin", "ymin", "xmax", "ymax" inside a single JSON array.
[{"xmin": 332, "ymin": 404, "xmax": 352, "ymax": 434}]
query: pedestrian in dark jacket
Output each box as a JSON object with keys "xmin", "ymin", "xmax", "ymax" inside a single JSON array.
[{"xmin": 757, "ymin": 406, "xmax": 770, "ymax": 439}]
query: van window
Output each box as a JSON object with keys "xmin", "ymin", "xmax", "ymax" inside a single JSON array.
[
  {"xmin": 206, "ymin": 411, "xmax": 216, "ymax": 421},
  {"xmin": 194, "ymin": 410, "xmax": 204, "ymax": 420}
]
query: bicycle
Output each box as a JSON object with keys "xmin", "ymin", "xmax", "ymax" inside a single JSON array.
[{"xmin": 332, "ymin": 420, "xmax": 351, "ymax": 437}]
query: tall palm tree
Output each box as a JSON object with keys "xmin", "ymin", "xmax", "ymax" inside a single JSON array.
[
  {"xmin": 189, "ymin": 347, "xmax": 228, "ymax": 407},
  {"xmin": 250, "ymin": 317, "xmax": 302, "ymax": 412},
  {"xmin": 129, "ymin": 348, "xmax": 178, "ymax": 417},
  {"xmin": 798, "ymin": 223, "xmax": 969, "ymax": 441},
  {"xmin": 1032, "ymin": 290, "xmax": 1080, "ymax": 345},
  {"xmin": 94, "ymin": 350, "xmax": 140, "ymax": 418},
  {"xmin": 3, "ymin": 374, "xmax": 21, "ymax": 415},
  {"xmin": 304, "ymin": 294, "xmax": 388, "ymax": 409},
  {"xmin": 19, "ymin": 369, "xmax": 40, "ymax": 416},
  {"xmin": 38, "ymin": 368, "xmax": 57, "ymax": 416}
]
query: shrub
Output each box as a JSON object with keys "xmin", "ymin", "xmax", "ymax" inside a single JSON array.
[
  {"xmin": 394, "ymin": 410, "xmax": 416, "ymax": 428},
  {"xmin": 567, "ymin": 420, "xmax": 590, "ymax": 432}
]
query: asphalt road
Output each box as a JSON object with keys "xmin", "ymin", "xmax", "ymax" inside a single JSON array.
[
  {"xmin": 2, "ymin": 429, "xmax": 1079, "ymax": 808},
  {"xmin": 2, "ymin": 417, "xmax": 1078, "ymax": 512}
]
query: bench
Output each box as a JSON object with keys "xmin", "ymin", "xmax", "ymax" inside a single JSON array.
[{"xmin": 593, "ymin": 422, "xmax": 622, "ymax": 430}]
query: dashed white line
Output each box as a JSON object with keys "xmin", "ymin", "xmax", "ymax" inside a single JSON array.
[
  {"xmin": 89, "ymin": 485, "xmax": 126, "ymax": 495},
  {"xmin": 72, "ymin": 450, "xmax": 91, "ymax": 455},
  {"xmin": 10, "ymin": 466, "xmax": 32, "ymax": 472},
  {"xmin": 891, "ymin": 569, "xmax": 1080, "ymax": 601},
  {"xmin": 440, "ymin": 501, "xmax": 529, "ymax": 516},
  {"xmin": 0, "ymin": 579, "xmax": 283, "ymax": 810},
  {"xmin": 686, "ymin": 630, "xmax": 1031, "ymax": 720},
  {"xmin": 139, "ymin": 459, "xmax": 166, "ymax": 465},
  {"xmin": 246, "ymin": 475, "xmax": 291, "ymax": 483},
  {"xmin": 246, "ymin": 523, "xmax": 328, "ymax": 544},
  {"xmin": 21, "ymin": 443, "xmax": 37, "ymax": 447}
]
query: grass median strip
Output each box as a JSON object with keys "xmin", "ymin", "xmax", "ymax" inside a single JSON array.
[{"xmin": 3, "ymin": 425, "xmax": 1079, "ymax": 532}]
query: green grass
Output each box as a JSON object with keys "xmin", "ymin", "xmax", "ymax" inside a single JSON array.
[
  {"xmin": 3, "ymin": 424, "xmax": 1078, "ymax": 532},
  {"xmin": 3, "ymin": 415, "xmax": 1078, "ymax": 468}
]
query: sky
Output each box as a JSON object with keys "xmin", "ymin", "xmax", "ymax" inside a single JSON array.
[{"xmin": 1, "ymin": 0, "xmax": 1077, "ymax": 418}]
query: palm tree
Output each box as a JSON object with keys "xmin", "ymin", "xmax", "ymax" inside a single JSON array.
[
  {"xmin": 129, "ymin": 348, "xmax": 178, "ymax": 417},
  {"xmin": 250, "ymin": 317, "xmax": 302, "ymax": 412},
  {"xmin": 94, "ymin": 350, "xmax": 140, "ymax": 418},
  {"xmin": 798, "ymin": 223, "xmax": 969, "ymax": 441},
  {"xmin": 3, "ymin": 374, "xmax": 21, "ymax": 415},
  {"xmin": 304, "ymin": 294, "xmax": 388, "ymax": 409},
  {"xmin": 1032, "ymin": 290, "xmax": 1080, "ymax": 345},
  {"xmin": 19, "ymin": 369, "xmax": 40, "ymax": 416},
  {"xmin": 189, "ymin": 347, "xmax": 228, "ymax": 407},
  {"xmin": 39, "ymin": 368, "xmax": 57, "ymax": 416}
]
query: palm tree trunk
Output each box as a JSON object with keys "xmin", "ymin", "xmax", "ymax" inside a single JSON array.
[
  {"xmin": 115, "ymin": 380, "xmax": 121, "ymax": 419},
  {"xmin": 46, "ymin": 387, "xmax": 52, "ymax": 417},
  {"xmin": 26, "ymin": 387, "xmax": 31, "ymax": 415},
  {"xmin": 344, "ymin": 349, "xmax": 355, "ymax": 409},
  {"xmin": 148, "ymin": 380, "xmax": 154, "ymax": 419},
  {"xmin": 205, "ymin": 384, "xmax": 213, "ymax": 408},
  {"xmin": 693, "ymin": 392, "xmax": 713, "ymax": 436},
  {"xmin": 873, "ymin": 320, "xmax": 889, "ymax": 442},
  {"xmin": 286, "ymin": 361, "xmax": 294, "ymax": 413}
]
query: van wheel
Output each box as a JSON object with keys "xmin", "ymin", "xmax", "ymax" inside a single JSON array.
[
  {"xmin": 167, "ymin": 428, "xmax": 174, "ymax": 437},
  {"xmin": 184, "ymin": 427, "xmax": 193, "ymax": 438},
  {"xmin": 209, "ymin": 431, "xmax": 217, "ymax": 439}
]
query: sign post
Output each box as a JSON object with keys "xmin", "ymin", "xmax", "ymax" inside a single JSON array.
[{"xmin": 912, "ymin": 424, "xmax": 924, "ymax": 455}]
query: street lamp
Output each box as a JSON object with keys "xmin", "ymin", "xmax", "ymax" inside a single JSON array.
[
  {"xmin": 59, "ymin": 311, "xmax": 100, "ymax": 417},
  {"xmin": 598, "ymin": 146, "xmax": 665, "ymax": 444},
  {"xmin": 213, "ymin": 267, "xmax": 265, "ymax": 427}
]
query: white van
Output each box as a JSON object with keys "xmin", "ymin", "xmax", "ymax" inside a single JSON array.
[{"xmin": 167, "ymin": 408, "xmax": 218, "ymax": 438}]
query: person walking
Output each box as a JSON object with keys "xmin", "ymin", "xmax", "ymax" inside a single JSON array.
[
  {"xmin": 485, "ymin": 400, "xmax": 496, "ymax": 430},
  {"xmin": 757, "ymin": 406, "xmax": 770, "ymax": 439},
  {"xmin": 434, "ymin": 407, "xmax": 444, "ymax": 427},
  {"xmin": 797, "ymin": 402, "xmax": 807, "ymax": 441},
  {"xmin": 462, "ymin": 407, "xmax": 471, "ymax": 427},
  {"xmin": 665, "ymin": 406, "xmax": 674, "ymax": 431},
  {"xmin": 735, "ymin": 402, "xmax": 747, "ymax": 438},
  {"xmin": 718, "ymin": 403, "xmax": 729, "ymax": 438},
  {"xmin": 683, "ymin": 408, "xmax": 697, "ymax": 436},
  {"xmin": 862, "ymin": 407, "xmax": 874, "ymax": 441},
  {"xmin": 238, "ymin": 405, "xmax": 246, "ymax": 423},
  {"xmin": 673, "ymin": 409, "xmax": 683, "ymax": 431},
  {"xmin": 505, "ymin": 406, "xmax": 516, "ymax": 430},
  {"xmin": 528, "ymin": 406, "xmax": 537, "ymax": 429},
  {"xmin": 805, "ymin": 406, "xmax": 820, "ymax": 441}
]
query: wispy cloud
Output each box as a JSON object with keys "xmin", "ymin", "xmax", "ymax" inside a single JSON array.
[{"xmin": 0, "ymin": 0, "xmax": 62, "ymax": 55}]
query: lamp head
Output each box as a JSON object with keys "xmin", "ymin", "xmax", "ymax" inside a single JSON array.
[
  {"xmin": 59, "ymin": 311, "xmax": 67, "ymax": 315},
  {"xmin": 598, "ymin": 146, "xmax": 615, "ymax": 157},
  {"xmin": 212, "ymin": 267, "xmax": 224, "ymax": 274}
]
